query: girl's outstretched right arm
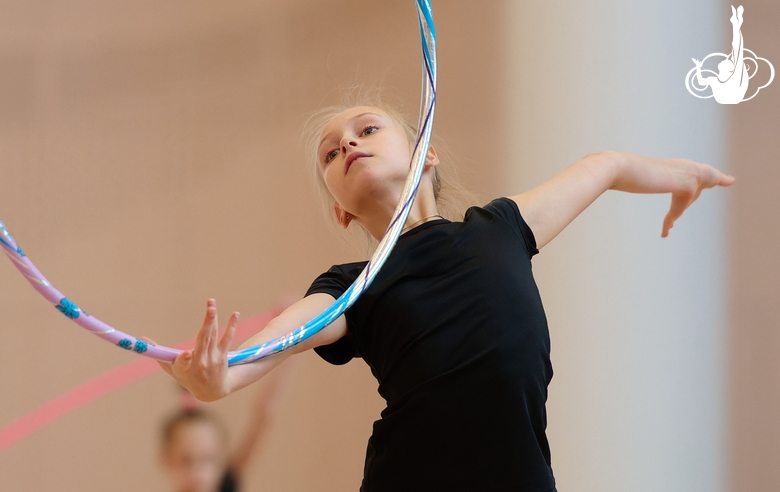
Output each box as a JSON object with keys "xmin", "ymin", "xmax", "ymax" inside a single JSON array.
[{"xmin": 156, "ymin": 295, "xmax": 346, "ymax": 402}]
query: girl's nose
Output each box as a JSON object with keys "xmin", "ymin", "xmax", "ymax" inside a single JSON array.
[{"xmin": 341, "ymin": 139, "xmax": 357, "ymax": 154}]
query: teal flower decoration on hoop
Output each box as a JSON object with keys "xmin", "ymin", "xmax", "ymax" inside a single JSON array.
[
  {"xmin": 133, "ymin": 339, "xmax": 148, "ymax": 354},
  {"xmin": 56, "ymin": 298, "xmax": 80, "ymax": 319},
  {"xmin": 117, "ymin": 339, "xmax": 132, "ymax": 350},
  {"xmin": 0, "ymin": 231, "xmax": 25, "ymax": 256}
]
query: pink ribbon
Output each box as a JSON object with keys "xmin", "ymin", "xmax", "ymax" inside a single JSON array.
[{"xmin": 0, "ymin": 309, "xmax": 279, "ymax": 452}]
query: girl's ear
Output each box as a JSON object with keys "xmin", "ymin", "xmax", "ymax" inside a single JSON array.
[
  {"xmin": 425, "ymin": 145, "xmax": 440, "ymax": 168},
  {"xmin": 333, "ymin": 203, "xmax": 353, "ymax": 229}
]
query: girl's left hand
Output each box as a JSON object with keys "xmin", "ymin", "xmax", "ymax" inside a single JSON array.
[{"xmin": 661, "ymin": 160, "xmax": 735, "ymax": 237}]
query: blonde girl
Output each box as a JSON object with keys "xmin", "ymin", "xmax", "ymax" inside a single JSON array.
[{"xmin": 157, "ymin": 101, "xmax": 734, "ymax": 492}]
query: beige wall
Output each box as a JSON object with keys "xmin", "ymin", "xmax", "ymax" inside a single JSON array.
[
  {"xmin": 0, "ymin": 1, "xmax": 505, "ymax": 491},
  {"xmin": 728, "ymin": 1, "xmax": 780, "ymax": 491}
]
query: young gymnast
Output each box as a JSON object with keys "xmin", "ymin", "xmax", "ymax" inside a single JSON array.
[
  {"xmin": 159, "ymin": 366, "xmax": 290, "ymax": 492},
  {"xmin": 156, "ymin": 101, "xmax": 734, "ymax": 491}
]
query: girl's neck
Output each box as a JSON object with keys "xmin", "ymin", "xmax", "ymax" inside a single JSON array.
[{"xmin": 358, "ymin": 178, "xmax": 440, "ymax": 240}]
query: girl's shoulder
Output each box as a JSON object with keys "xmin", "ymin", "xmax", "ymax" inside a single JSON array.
[
  {"xmin": 466, "ymin": 197, "xmax": 539, "ymax": 257},
  {"xmin": 305, "ymin": 261, "xmax": 366, "ymax": 299}
]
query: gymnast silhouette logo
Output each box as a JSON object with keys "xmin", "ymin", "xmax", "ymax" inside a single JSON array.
[{"xmin": 685, "ymin": 5, "xmax": 774, "ymax": 104}]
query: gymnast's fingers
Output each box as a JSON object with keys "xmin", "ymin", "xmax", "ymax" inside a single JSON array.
[
  {"xmin": 168, "ymin": 350, "xmax": 193, "ymax": 383},
  {"xmin": 719, "ymin": 173, "xmax": 736, "ymax": 186},
  {"xmin": 194, "ymin": 299, "xmax": 218, "ymax": 361},
  {"xmin": 662, "ymin": 193, "xmax": 692, "ymax": 237},
  {"xmin": 206, "ymin": 301, "xmax": 220, "ymax": 355},
  {"xmin": 709, "ymin": 167, "xmax": 736, "ymax": 188},
  {"xmin": 157, "ymin": 359, "xmax": 175, "ymax": 377},
  {"xmin": 140, "ymin": 335, "xmax": 174, "ymax": 376},
  {"xmin": 218, "ymin": 312, "xmax": 240, "ymax": 354}
]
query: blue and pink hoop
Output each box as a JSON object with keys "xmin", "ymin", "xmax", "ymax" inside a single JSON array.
[{"xmin": 0, "ymin": 0, "xmax": 438, "ymax": 366}]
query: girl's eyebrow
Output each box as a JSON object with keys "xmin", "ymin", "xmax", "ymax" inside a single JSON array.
[{"xmin": 318, "ymin": 112, "xmax": 384, "ymax": 151}]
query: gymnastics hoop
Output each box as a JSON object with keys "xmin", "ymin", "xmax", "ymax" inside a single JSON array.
[{"xmin": 0, "ymin": 0, "xmax": 437, "ymax": 366}]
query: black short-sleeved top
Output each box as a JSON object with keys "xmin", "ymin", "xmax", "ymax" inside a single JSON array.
[{"xmin": 305, "ymin": 198, "xmax": 556, "ymax": 492}]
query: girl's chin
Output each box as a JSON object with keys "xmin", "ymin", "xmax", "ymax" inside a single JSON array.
[
  {"xmin": 350, "ymin": 166, "xmax": 408, "ymax": 188},
  {"xmin": 340, "ymin": 169, "xmax": 407, "ymax": 202}
]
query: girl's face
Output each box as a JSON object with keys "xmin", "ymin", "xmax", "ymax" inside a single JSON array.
[
  {"xmin": 162, "ymin": 420, "xmax": 227, "ymax": 492},
  {"xmin": 317, "ymin": 106, "xmax": 414, "ymax": 220}
]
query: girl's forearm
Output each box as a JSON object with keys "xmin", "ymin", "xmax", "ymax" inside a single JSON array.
[
  {"xmin": 225, "ymin": 293, "xmax": 347, "ymax": 395},
  {"xmin": 225, "ymin": 352, "xmax": 290, "ymax": 395}
]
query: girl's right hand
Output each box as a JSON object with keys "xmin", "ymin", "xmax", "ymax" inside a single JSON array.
[
  {"xmin": 155, "ymin": 293, "xmax": 347, "ymax": 400},
  {"xmin": 157, "ymin": 299, "xmax": 239, "ymax": 402}
]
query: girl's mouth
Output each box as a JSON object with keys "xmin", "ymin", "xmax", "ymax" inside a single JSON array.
[{"xmin": 345, "ymin": 152, "xmax": 371, "ymax": 174}]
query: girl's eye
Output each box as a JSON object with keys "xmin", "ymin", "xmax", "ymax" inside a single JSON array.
[
  {"xmin": 324, "ymin": 149, "xmax": 339, "ymax": 163},
  {"xmin": 361, "ymin": 125, "xmax": 378, "ymax": 136}
]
